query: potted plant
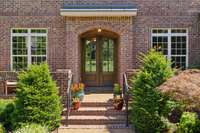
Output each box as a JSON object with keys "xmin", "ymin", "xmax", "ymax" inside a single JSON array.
[
  {"xmin": 114, "ymin": 83, "xmax": 122, "ymax": 98},
  {"xmin": 72, "ymin": 83, "xmax": 85, "ymax": 101},
  {"xmin": 113, "ymin": 97, "xmax": 124, "ymax": 110},
  {"xmin": 72, "ymin": 97, "xmax": 80, "ymax": 110},
  {"xmin": 113, "ymin": 83, "xmax": 124, "ymax": 110}
]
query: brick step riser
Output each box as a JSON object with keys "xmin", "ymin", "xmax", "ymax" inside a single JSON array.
[
  {"xmin": 81, "ymin": 105, "xmax": 113, "ymax": 107},
  {"xmin": 62, "ymin": 120, "xmax": 126, "ymax": 125},
  {"xmin": 62, "ymin": 111, "xmax": 126, "ymax": 116},
  {"xmin": 80, "ymin": 103, "xmax": 113, "ymax": 107},
  {"xmin": 63, "ymin": 103, "xmax": 114, "ymax": 108},
  {"xmin": 62, "ymin": 125, "xmax": 132, "ymax": 129}
]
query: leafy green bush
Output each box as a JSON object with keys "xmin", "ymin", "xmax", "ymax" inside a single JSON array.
[
  {"xmin": 0, "ymin": 99, "xmax": 15, "ymax": 129},
  {"xmin": 11, "ymin": 63, "xmax": 62, "ymax": 131},
  {"xmin": 162, "ymin": 100, "xmax": 184, "ymax": 123},
  {"xmin": 114, "ymin": 83, "xmax": 122, "ymax": 95},
  {"xmin": 164, "ymin": 120, "xmax": 178, "ymax": 133},
  {"xmin": 14, "ymin": 123, "xmax": 48, "ymax": 133},
  {"xmin": 177, "ymin": 112, "xmax": 200, "ymax": 133},
  {"xmin": 162, "ymin": 100, "xmax": 182, "ymax": 117},
  {"xmin": 131, "ymin": 50, "xmax": 174, "ymax": 133},
  {"xmin": 0, "ymin": 123, "xmax": 6, "ymax": 133}
]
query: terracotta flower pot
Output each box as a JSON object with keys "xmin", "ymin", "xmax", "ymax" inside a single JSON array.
[
  {"xmin": 113, "ymin": 98, "xmax": 124, "ymax": 111},
  {"xmin": 73, "ymin": 101, "xmax": 80, "ymax": 110}
]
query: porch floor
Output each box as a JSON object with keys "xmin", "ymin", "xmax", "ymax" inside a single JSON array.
[
  {"xmin": 83, "ymin": 93, "xmax": 113, "ymax": 103},
  {"xmin": 83, "ymin": 87, "xmax": 113, "ymax": 102}
]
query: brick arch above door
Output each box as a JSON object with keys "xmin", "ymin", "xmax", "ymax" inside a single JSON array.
[{"xmin": 65, "ymin": 17, "xmax": 134, "ymax": 85}]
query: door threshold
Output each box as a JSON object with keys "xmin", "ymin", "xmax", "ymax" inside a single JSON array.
[{"xmin": 85, "ymin": 87, "xmax": 113, "ymax": 94}]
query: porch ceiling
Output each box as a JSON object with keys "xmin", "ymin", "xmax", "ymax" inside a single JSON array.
[{"xmin": 60, "ymin": 4, "xmax": 138, "ymax": 17}]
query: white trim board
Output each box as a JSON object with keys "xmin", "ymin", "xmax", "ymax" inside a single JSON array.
[{"xmin": 60, "ymin": 9, "xmax": 137, "ymax": 17}]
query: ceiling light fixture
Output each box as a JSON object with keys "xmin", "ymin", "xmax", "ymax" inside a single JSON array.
[{"xmin": 98, "ymin": 28, "xmax": 102, "ymax": 33}]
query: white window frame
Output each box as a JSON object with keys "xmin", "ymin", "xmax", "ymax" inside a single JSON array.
[
  {"xmin": 151, "ymin": 28, "xmax": 188, "ymax": 68},
  {"xmin": 11, "ymin": 28, "xmax": 48, "ymax": 70}
]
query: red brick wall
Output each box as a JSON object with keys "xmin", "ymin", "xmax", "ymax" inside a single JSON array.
[
  {"xmin": 0, "ymin": 0, "xmax": 200, "ymax": 86},
  {"xmin": 0, "ymin": 16, "xmax": 67, "ymax": 72},
  {"xmin": 0, "ymin": 71, "xmax": 69, "ymax": 105},
  {"xmin": 65, "ymin": 17, "xmax": 134, "ymax": 84}
]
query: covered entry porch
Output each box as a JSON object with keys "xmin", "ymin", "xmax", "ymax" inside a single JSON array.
[{"xmin": 61, "ymin": 4, "xmax": 137, "ymax": 87}]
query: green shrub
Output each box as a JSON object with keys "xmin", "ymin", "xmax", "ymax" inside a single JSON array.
[
  {"xmin": 114, "ymin": 83, "xmax": 122, "ymax": 95},
  {"xmin": 11, "ymin": 63, "xmax": 62, "ymax": 131},
  {"xmin": 162, "ymin": 100, "xmax": 184, "ymax": 123},
  {"xmin": 0, "ymin": 99, "xmax": 15, "ymax": 129},
  {"xmin": 131, "ymin": 50, "xmax": 174, "ymax": 133},
  {"xmin": 164, "ymin": 119, "xmax": 178, "ymax": 133},
  {"xmin": 14, "ymin": 123, "xmax": 48, "ymax": 133},
  {"xmin": 0, "ymin": 123, "xmax": 6, "ymax": 133},
  {"xmin": 177, "ymin": 112, "xmax": 200, "ymax": 133}
]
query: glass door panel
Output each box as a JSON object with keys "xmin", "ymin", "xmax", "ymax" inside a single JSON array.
[
  {"xmin": 102, "ymin": 38, "xmax": 114, "ymax": 72},
  {"xmin": 85, "ymin": 38, "xmax": 97, "ymax": 72}
]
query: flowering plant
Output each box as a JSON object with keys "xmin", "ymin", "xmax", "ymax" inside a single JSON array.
[
  {"xmin": 72, "ymin": 97, "xmax": 80, "ymax": 110},
  {"xmin": 72, "ymin": 97, "xmax": 80, "ymax": 103},
  {"xmin": 72, "ymin": 83, "xmax": 85, "ymax": 93}
]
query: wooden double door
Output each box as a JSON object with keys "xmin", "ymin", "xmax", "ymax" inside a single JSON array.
[{"xmin": 82, "ymin": 36, "xmax": 117, "ymax": 87}]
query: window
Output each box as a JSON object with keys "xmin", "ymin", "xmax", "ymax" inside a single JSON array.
[
  {"xmin": 11, "ymin": 29, "xmax": 47, "ymax": 71},
  {"xmin": 152, "ymin": 28, "xmax": 188, "ymax": 69}
]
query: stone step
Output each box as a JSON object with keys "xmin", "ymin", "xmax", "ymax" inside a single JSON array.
[
  {"xmin": 62, "ymin": 107, "xmax": 126, "ymax": 116},
  {"xmin": 81, "ymin": 101, "xmax": 113, "ymax": 107},
  {"xmin": 56, "ymin": 128, "xmax": 135, "ymax": 133},
  {"xmin": 62, "ymin": 115, "xmax": 126, "ymax": 125},
  {"xmin": 63, "ymin": 101, "xmax": 113, "ymax": 108},
  {"xmin": 60, "ymin": 124, "xmax": 132, "ymax": 129}
]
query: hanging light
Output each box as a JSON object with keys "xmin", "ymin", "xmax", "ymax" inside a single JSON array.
[{"xmin": 98, "ymin": 28, "xmax": 102, "ymax": 33}]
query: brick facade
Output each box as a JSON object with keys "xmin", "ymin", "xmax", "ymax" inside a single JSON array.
[
  {"xmin": 0, "ymin": 0, "xmax": 200, "ymax": 95},
  {"xmin": 65, "ymin": 17, "xmax": 133, "ymax": 84}
]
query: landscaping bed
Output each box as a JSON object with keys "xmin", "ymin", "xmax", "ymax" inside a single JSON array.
[{"xmin": 130, "ymin": 50, "xmax": 200, "ymax": 133}]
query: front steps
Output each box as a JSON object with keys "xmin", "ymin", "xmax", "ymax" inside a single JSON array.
[
  {"xmin": 63, "ymin": 115, "xmax": 126, "ymax": 125},
  {"xmin": 56, "ymin": 128, "xmax": 134, "ymax": 133},
  {"xmin": 62, "ymin": 101, "xmax": 125, "ymax": 116},
  {"xmin": 61, "ymin": 93, "xmax": 131, "ymax": 129}
]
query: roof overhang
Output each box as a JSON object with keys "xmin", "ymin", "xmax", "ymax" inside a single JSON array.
[{"xmin": 60, "ymin": 4, "xmax": 138, "ymax": 17}]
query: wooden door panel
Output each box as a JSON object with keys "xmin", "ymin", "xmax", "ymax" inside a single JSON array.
[
  {"xmin": 101, "ymin": 73, "xmax": 115, "ymax": 86},
  {"xmin": 82, "ymin": 38, "xmax": 98, "ymax": 86},
  {"xmin": 99, "ymin": 37, "xmax": 116, "ymax": 86},
  {"xmin": 84, "ymin": 74, "xmax": 98, "ymax": 86},
  {"xmin": 82, "ymin": 36, "xmax": 117, "ymax": 87}
]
